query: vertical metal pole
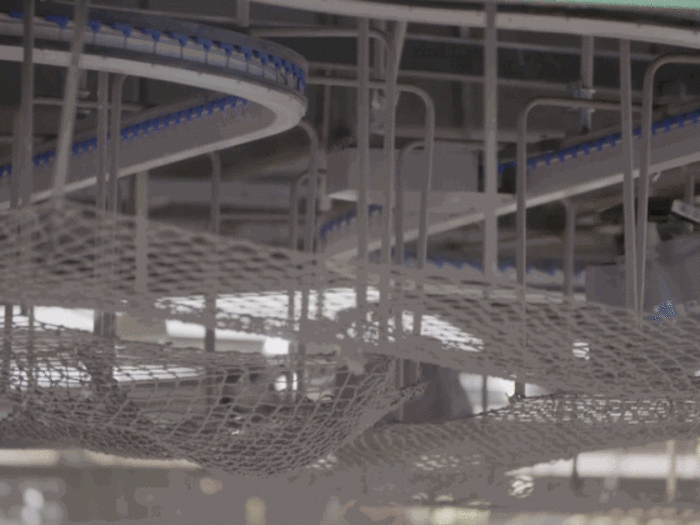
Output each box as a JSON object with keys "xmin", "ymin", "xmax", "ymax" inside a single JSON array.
[
  {"xmin": 134, "ymin": 171, "xmax": 148, "ymax": 293},
  {"xmin": 205, "ymin": 153, "xmax": 221, "ymax": 407},
  {"xmin": 357, "ymin": 19, "xmax": 371, "ymax": 267},
  {"xmin": 96, "ymin": 72, "xmax": 109, "ymax": 211},
  {"xmin": 620, "ymin": 39, "xmax": 638, "ymax": 311},
  {"xmin": 299, "ymin": 121, "xmax": 319, "ymax": 254},
  {"xmin": 483, "ymin": 2, "xmax": 498, "ymax": 282},
  {"xmin": 516, "ymin": 106, "xmax": 530, "ymax": 400},
  {"xmin": 684, "ymin": 165, "xmax": 695, "ymax": 234},
  {"xmin": 415, "ymin": 90, "xmax": 436, "ymax": 270},
  {"xmin": 580, "ymin": 36, "xmax": 595, "ymax": 132},
  {"xmin": 237, "ymin": 0, "xmax": 250, "ymax": 28},
  {"xmin": 108, "ymin": 75, "xmax": 126, "ymax": 215},
  {"xmin": 380, "ymin": 25, "xmax": 400, "ymax": 265},
  {"xmin": 205, "ymin": 152, "xmax": 221, "ymax": 351},
  {"xmin": 667, "ymin": 439, "xmax": 677, "ymax": 502},
  {"xmin": 563, "ymin": 200, "xmax": 576, "ymax": 298},
  {"xmin": 51, "ymin": 0, "xmax": 90, "ymax": 208},
  {"xmin": 516, "ymin": 111, "xmax": 529, "ymax": 288},
  {"xmin": 18, "ymin": 0, "xmax": 35, "ymax": 208}
]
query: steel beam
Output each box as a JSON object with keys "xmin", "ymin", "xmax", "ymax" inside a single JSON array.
[
  {"xmin": 637, "ymin": 54, "xmax": 700, "ymax": 314},
  {"xmin": 619, "ymin": 39, "xmax": 637, "ymax": 311},
  {"xmin": 483, "ymin": 2, "xmax": 498, "ymax": 281},
  {"xmin": 51, "ymin": 0, "xmax": 90, "ymax": 207}
]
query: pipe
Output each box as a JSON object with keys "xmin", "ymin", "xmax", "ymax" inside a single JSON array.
[
  {"xmin": 306, "ymin": 78, "xmax": 435, "ymax": 268},
  {"xmin": 637, "ymin": 54, "xmax": 700, "ymax": 314},
  {"xmin": 483, "ymin": 2, "xmax": 498, "ymax": 281},
  {"xmin": 289, "ymin": 173, "xmax": 307, "ymax": 250},
  {"xmin": 96, "ymin": 72, "xmax": 109, "ymax": 212},
  {"xmin": 380, "ymin": 24, "xmax": 401, "ymax": 266},
  {"xmin": 51, "ymin": 0, "xmax": 90, "ymax": 208},
  {"xmin": 250, "ymin": 27, "xmax": 390, "ymax": 58},
  {"xmin": 298, "ymin": 121, "xmax": 320, "ymax": 254},
  {"xmin": 309, "ymin": 62, "xmax": 645, "ymax": 100},
  {"xmin": 205, "ymin": 152, "xmax": 221, "ymax": 356},
  {"xmin": 134, "ymin": 170, "xmax": 148, "ymax": 293},
  {"xmin": 237, "ymin": 0, "xmax": 250, "ymax": 28},
  {"xmin": 684, "ymin": 165, "xmax": 696, "ymax": 234},
  {"xmin": 395, "ymin": 141, "xmax": 422, "ymax": 267},
  {"xmin": 249, "ymin": 0, "xmax": 700, "ymax": 53},
  {"xmin": 357, "ymin": 19, "xmax": 371, "ymax": 264},
  {"xmin": 33, "ymin": 97, "xmax": 142, "ymax": 112},
  {"xmin": 619, "ymin": 39, "xmax": 637, "ymax": 311},
  {"xmin": 562, "ymin": 199, "xmax": 576, "ymax": 298},
  {"xmin": 252, "ymin": 26, "xmax": 660, "ymax": 63},
  {"xmin": 517, "ymin": 97, "xmax": 643, "ymax": 289},
  {"xmin": 16, "ymin": 0, "xmax": 34, "ymax": 208},
  {"xmin": 108, "ymin": 75, "xmax": 127, "ymax": 215}
]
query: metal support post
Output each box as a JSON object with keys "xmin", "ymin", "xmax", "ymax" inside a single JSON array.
[
  {"xmin": 357, "ymin": 19, "xmax": 371, "ymax": 265},
  {"xmin": 667, "ymin": 439, "xmax": 677, "ymax": 502},
  {"xmin": 51, "ymin": 0, "xmax": 90, "ymax": 207},
  {"xmin": 620, "ymin": 39, "xmax": 637, "ymax": 311},
  {"xmin": 637, "ymin": 54, "xmax": 700, "ymax": 313},
  {"xmin": 16, "ymin": 0, "xmax": 35, "ymax": 208},
  {"xmin": 204, "ymin": 153, "xmax": 221, "ymax": 356},
  {"xmin": 134, "ymin": 171, "xmax": 148, "ymax": 293},
  {"xmin": 237, "ymin": 0, "xmax": 250, "ymax": 28},
  {"xmin": 96, "ymin": 72, "xmax": 109, "ymax": 211},
  {"xmin": 684, "ymin": 165, "xmax": 696, "ymax": 234},
  {"xmin": 562, "ymin": 199, "xmax": 576, "ymax": 298},
  {"xmin": 483, "ymin": 2, "xmax": 498, "ymax": 282},
  {"xmin": 108, "ymin": 75, "xmax": 126, "ymax": 215},
  {"xmin": 580, "ymin": 36, "xmax": 595, "ymax": 132},
  {"xmin": 380, "ymin": 23, "xmax": 402, "ymax": 265},
  {"xmin": 299, "ymin": 121, "xmax": 319, "ymax": 254}
]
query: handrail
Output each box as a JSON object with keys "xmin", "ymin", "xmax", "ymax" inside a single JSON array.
[{"xmin": 637, "ymin": 54, "xmax": 700, "ymax": 314}]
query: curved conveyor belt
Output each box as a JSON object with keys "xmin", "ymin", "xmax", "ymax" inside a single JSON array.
[{"xmin": 0, "ymin": 6, "xmax": 308, "ymax": 209}]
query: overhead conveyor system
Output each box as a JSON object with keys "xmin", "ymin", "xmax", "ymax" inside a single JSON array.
[
  {"xmin": 0, "ymin": 7, "xmax": 308, "ymax": 209},
  {"xmin": 320, "ymin": 103, "xmax": 700, "ymax": 262}
]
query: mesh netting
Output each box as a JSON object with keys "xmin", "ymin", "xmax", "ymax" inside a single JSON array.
[
  {"xmin": 0, "ymin": 318, "xmax": 425, "ymax": 476},
  {"xmin": 1, "ymin": 199, "xmax": 700, "ymax": 508}
]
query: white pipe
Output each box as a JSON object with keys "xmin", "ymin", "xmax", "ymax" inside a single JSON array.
[
  {"xmin": 51, "ymin": 0, "xmax": 90, "ymax": 208},
  {"xmin": 620, "ymin": 39, "xmax": 637, "ymax": 311},
  {"xmin": 306, "ymin": 77, "xmax": 435, "ymax": 267},
  {"xmin": 403, "ymin": 31, "xmax": 659, "ymax": 62},
  {"xmin": 33, "ymin": 97, "xmax": 142, "ymax": 112},
  {"xmin": 237, "ymin": 0, "xmax": 250, "ymax": 28},
  {"xmin": 108, "ymin": 74, "xmax": 126, "ymax": 214},
  {"xmin": 308, "ymin": 62, "xmax": 644, "ymax": 100},
  {"xmin": 357, "ymin": 19, "xmax": 371, "ymax": 264},
  {"xmin": 562, "ymin": 199, "xmax": 576, "ymax": 297},
  {"xmin": 637, "ymin": 54, "xmax": 700, "ymax": 314},
  {"xmin": 96, "ymin": 72, "xmax": 109, "ymax": 212},
  {"xmin": 298, "ymin": 121, "xmax": 319, "ymax": 254},
  {"xmin": 394, "ymin": 141, "xmax": 422, "ymax": 267},
  {"xmin": 380, "ymin": 24, "xmax": 401, "ymax": 266},
  {"xmin": 249, "ymin": 0, "xmax": 700, "ymax": 52},
  {"xmin": 134, "ymin": 170, "xmax": 148, "ymax": 294},
  {"xmin": 250, "ymin": 27, "xmax": 391, "ymax": 57},
  {"xmin": 684, "ymin": 165, "xmax": 696, "ymax": 234},
  {"xmin": 580, "ymin": 36, "xmax": 595, "ymax": 132},
  {"xmin": 17, "ymin": 0, "xmax": 34, "ymax": 208},
  {"xmin": 483, "ymin": 3, "xmax": 498, "ymax": 281},
  {"xmin": 517, "ymin": 97, "xmax": 643, "ymax": 288},
  {"xmin": 205, "ymin": 152, "xmax": 221, "ymax": 355}
]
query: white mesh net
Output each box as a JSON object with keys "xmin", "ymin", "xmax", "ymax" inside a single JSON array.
[{"xmin": 1, "ymin": 199, "xmax": 700, "ymax": 509}]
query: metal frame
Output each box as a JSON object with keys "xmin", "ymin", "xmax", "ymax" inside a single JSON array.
[
  {"xmin": 517, "ymin": 98, "xmax": 643, "ymax": 291},
  {"xmin": 636, "ymin": 54, "xmax": 700, "ymax": 313}
]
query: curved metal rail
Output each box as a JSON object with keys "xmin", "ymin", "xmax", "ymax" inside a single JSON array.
[{"xmin": 0, "ymin": 7, "xmax": 308, "ymax": 209}]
